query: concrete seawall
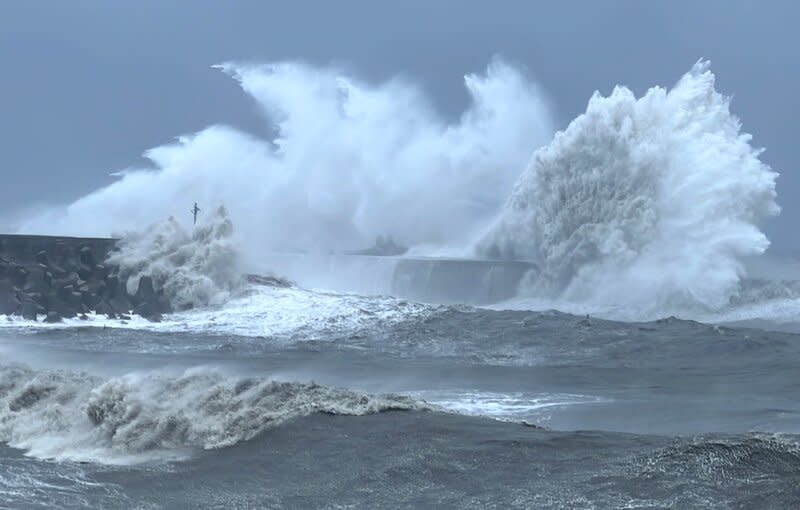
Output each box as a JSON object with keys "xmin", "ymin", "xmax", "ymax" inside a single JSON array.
[
  {"xmin": 392, "ymin": 258, "xmax": 536, "ymax": 304},
  {"xmin": 257, "ymin": 253, "xmax": 537, "ymax": 305}
]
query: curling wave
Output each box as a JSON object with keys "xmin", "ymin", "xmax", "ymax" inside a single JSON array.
[{"xmin": 0, "ymin": 363, "xmax": 423, "ymax": 464}]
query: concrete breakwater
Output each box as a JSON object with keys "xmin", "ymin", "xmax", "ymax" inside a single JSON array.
[
  {"xmin": 0, "ymin": 234, "xmax": 170, "ymax": 322},
  {"xmin": 258, "ymin": 254, "xmax": 537, "ymax": 305}
]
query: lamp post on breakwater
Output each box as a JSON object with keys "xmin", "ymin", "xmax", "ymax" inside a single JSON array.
[{"xmin": 191, "ymin": 202, "xmax": 201, "ymax": 226}]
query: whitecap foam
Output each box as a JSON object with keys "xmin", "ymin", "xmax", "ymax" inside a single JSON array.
[
  {"xmin": 0, "ymin": 363, "xmax": 424, "ymax": 465},
  {"xmin": 0, "ymin": 284, "xmax": 435, "ymax": 343},
  {"xmin": 142, "ymin": 285, "xmax": 433, "ymax": 340},
  {"xmin": 0, "ymin": 454, "xmax": 125, "ymax": 509},
  {"xmin": 412, "ymin": 390, "xmax": 605, "ymax": 424}
]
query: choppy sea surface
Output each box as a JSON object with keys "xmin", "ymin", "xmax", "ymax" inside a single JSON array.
[{"xmin": 1, "ymin": 283, "xmax": 799, "ymax": 509}]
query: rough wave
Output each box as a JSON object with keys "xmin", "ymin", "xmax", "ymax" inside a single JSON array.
[
  {"xmin": 107, "ymin": 206, "xmax": 240, "ymax": 309},
  {"xmin": 634, "ymin": 435, "xmax": 800, "ymax": 483},
  {"xmin": 481, "ymin": 61, "xmax": 779, "ymax": 314},
  {"xmin": 0, "ymin": 363, "xmax": 423, "ymax": 464}
]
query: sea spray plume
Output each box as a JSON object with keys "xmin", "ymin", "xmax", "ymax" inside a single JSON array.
[
  {"xmin": 0, "ymin": 363, "xmax": 422, "ymax": 464},
  {"xmin": 480, "ymin": 61, "xmax": 779, "ymax": 313},
  {"xmin": 17, "ymin": 59, "xmax": 553, "ymax": 258},
  {"xmin": 107, "ymin": 206, "xmax": 239, "ymax": 309}
]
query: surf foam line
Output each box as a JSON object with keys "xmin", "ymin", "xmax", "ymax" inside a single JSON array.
[
  {"xmin": 0, "ymin": 363, "xmax": 424, "ymax": 464},
  {"xmin": 481, "ymin": 60, "xmax": 780, "ymax": 317},
  {"xmin": 0, "ymin": 284, "xmax": 438, "ymax": 349}
]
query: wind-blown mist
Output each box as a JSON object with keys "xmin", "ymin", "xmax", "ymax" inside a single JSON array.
[
  {"xmin": 18, "ymin": 59, "xmax": 553, "ymax": 259},
  {"xmin": 481, "ymin": 61, "xmax": 779, "ymax": 313}
]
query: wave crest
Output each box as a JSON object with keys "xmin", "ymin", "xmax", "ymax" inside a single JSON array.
[{"xmin": 0, "ymin": 363, "xmax": 422, "ymax": 464}]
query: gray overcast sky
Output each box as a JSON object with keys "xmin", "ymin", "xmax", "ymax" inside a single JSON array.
[{"xmin": 1, "ymin": 1, "xmax": 798, "ymax": 251}]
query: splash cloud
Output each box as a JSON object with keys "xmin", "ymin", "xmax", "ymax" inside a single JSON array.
[
  {"xmin": 480, "ymin": 61, "xmax": 779, "ymax": 313},
  {"xmin": 18, "ymin": 59, "xmax": 554, "ymax": 260}
]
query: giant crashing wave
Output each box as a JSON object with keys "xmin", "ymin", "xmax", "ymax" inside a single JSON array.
[
  {"xmin": 16, "ymin": 59, "xmax": 553, "ymax": 260},
  {"xmin": 479, "ymin": 61, "xmax": 780, "ymax": 316}
]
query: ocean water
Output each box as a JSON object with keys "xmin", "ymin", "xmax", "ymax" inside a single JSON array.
[{"xmin": 1, "ymin": 282, "xmax": 800, "ymax": 509}]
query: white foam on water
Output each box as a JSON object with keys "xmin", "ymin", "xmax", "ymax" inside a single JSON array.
[
  {"xmin": 0, "ymin": 455, "xmax": 125, "ymax": 509},
  {"xmin": 0, "ymin": 363, "xmax": 424, "ymax": 465},
  {"xmin": 412, "ymin": 390, "xmax": 605, "ymax": 423},
  {"xmin": 0, "ymin": 284, "xmax": 434, "ymax": 343}
]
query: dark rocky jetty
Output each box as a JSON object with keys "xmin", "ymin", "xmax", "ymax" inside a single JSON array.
[{"xmin": 0, "ymin": 235, "xmax": 171, "ymax": 323}]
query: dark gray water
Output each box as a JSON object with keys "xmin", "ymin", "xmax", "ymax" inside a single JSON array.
[
  {"xmin": 1, "ymin": 288, "xmax": 800, "ymax": 509},
  {"xmin": 5, "ymin": 414, "xmax": 798, "ymax": 510}
]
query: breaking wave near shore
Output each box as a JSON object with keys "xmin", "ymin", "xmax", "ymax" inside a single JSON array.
[
  {"xmin": 0, "ymin": 362, "xmax": 423, "ymax": 464},
  {"xmin": 12, "ymin": 59, "xmax": 784, "ymax": 321}
]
